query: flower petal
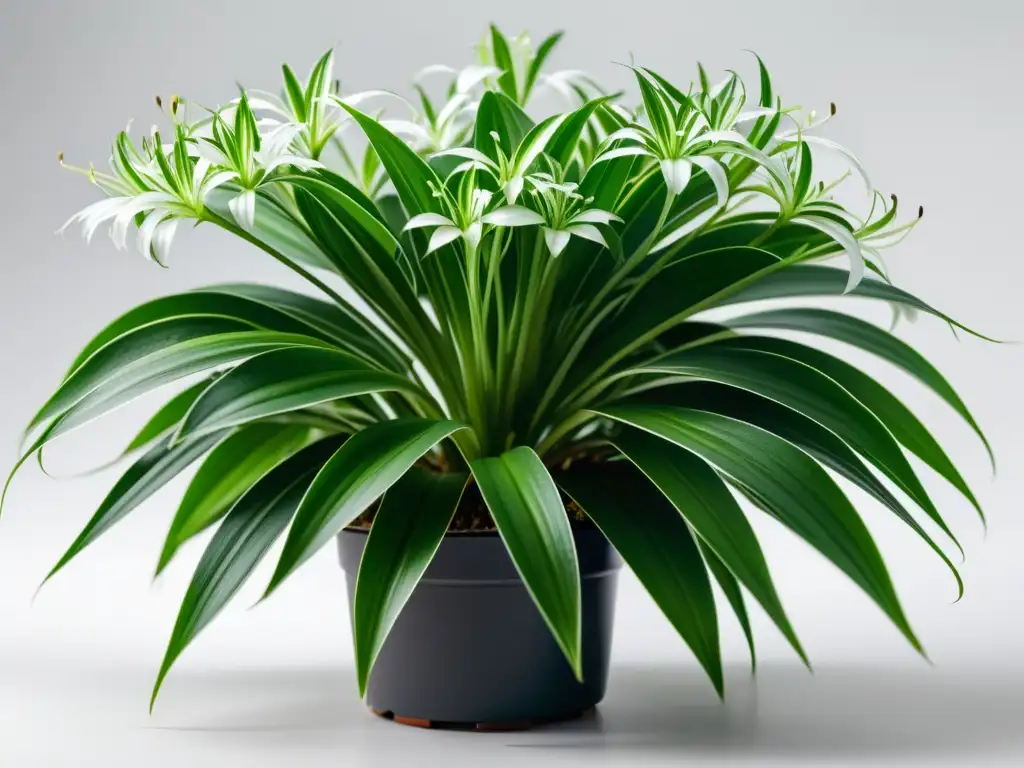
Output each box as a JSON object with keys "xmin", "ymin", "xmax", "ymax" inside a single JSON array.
[
  {"xmin": 229, "ymin": 190, "xmax": 257, "ymax": 231},
  {"xmin": 660, "ymin": 158, "xmax": 692, "ymax": 195},
  {"xmin": 151, "ymin": 218, "xmax": 179, "ymax": 266},
  {"xmin": 404, "ymin": 213, "xmax": 455, "ymax": 231},
  {"xmin": 567, "ymin": 223, "xmax": 607, "ymax": 248},
  {"xmin": 689, "ymin": 156, "xmax": 729, "ymax": 208},
  {"xmin": 543, "ymin": 228, "xmax": 572, "ymax": 257},
  {"xmin": 456, "ymin": 65, "xmax": 502, "ymax": 94},
  {"xmin": 569, "ymin": 208, "xmax": 623, "ymax": 225},
  {"xmin": 592, "ymin": 146, "xmax": 652, "ymax": 165},
  {"xmin": 463, "ymin": 221, "xmax": 483, "ymax": 249},
  {"xmin": 426, "ymin": 226, "xmax": 462, "ymax": 254},
  {"xmin": 482, "ymin": 205, "xmax": 545, "ymax": 227},
  {"xmin": 503, "ymin": 176, "xmax": 525, "ymax": 205},
  {"xmin": 136, "ymin": 210, "xmax": 170, "ymax": 261},
  {"xmin": 794, "ymin": 215, "xmax": 866, "ymax": 293}
]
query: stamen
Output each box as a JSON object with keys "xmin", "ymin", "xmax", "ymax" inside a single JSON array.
[
  {"xmin": 830, "ymin": 102, "xmax": 837, "ymax": 116},
  {"xmin": 155, "ymin": 95, "xmax": 163, "ymax": 110},
  {"xmin": 57, "ymin": 151, "xmax": 64, "ymax": 164},
  {"xmin": 170, "ymin": 95, "xmax": 180, "ymax": 117},
  {"xmin": 918, "ymin": 205, "xmax": 924, "ymax": 218}
]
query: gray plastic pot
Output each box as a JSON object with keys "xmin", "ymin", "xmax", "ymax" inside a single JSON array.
[{"xmin": 337, "ymin": 526, "xmax": 622, "ymax": 729}]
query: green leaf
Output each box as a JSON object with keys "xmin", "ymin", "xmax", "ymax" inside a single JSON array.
[
  {"xmin": 265, "ymin": 419, "xmax": 467, "ymax": 595},
  {"xmin": 35, "ymin": 317, "xmax": 254, "ymax": 432},
  {"xmin": 174, "ymin": 346, "xmax": 421, "ymax": 441},
  {"xmin": 60, "ymin": 290, "xmax": 334, "ymax": 380},
  {"xmin": 699, "ymin": 540, "xmax": 756, "ymax": 672},
  {"xmin": 556, "ymin": 459, "xmax": 723, "ymax": 695},
  {"xmin": 720, "ymin": 264, "xmax": 997, "ymax": 342},
  {"xmin": 44, "ymin": 431, "xmax": 227, "ymax": 584},
  {"xmin": 596, "ymin": 404, "xmax": 923, "ymax": 654},
  {"xmin": 728, "ymin": 307, "xmax": 993, "ymax": 469},
  {"xmin": 611, "ymin": 427, "xmax": 806, "ymax": 665},
  {"xmin": 474, "ymin": 91, "xmax": 534, "ymax": 161},
  {"xmin": 489, "ymin": 25, "xmax": 519, "ymax": 101},
  {"xmin": 353, "ymin": 467, "xmax": 467, "ymax": 695},
  {"xmin": 150, "ymin": 436, "xmax": 345, "ymax": 710},
  {"xmin": 630, "ymin": 341, "xmax": 954, "ymax": 547},
  {"xmin": 336, "ymin": 103, "xmax": 443, "ymax": 219},
  {"xmin": 524, "ymin": 30, "xmax": 564, "ymax": 101},
  {"xmin": 722, "ymin": 334, "xmax": 982, "ymax": 524},
  {"xmin": 155, "ymin": 423, "xmax": 314, "ymax": 575},
  {"xmin": 663, "ymin": 383, "xmax": 963, "ymax": 598},
  {"xmin": 546, "ymin": 96, "xmax": 613, "ymax": 169},
  {"xmin": 123, "ymin": 379, "xmax": 214, "ymax": 455},
  {"xmin": 472, "ymin": 447, "xmax": 582, "ymax": 679},
  {"xmin": 281, "ymin": 63, "xmax": 307, "ymax": 122}
]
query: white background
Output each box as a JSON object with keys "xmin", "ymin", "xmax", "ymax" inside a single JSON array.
[{"xmin": 2, "ymin": 1, "xmax": 1023, "ymax": 765}]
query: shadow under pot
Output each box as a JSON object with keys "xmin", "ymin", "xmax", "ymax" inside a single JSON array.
[{"xmin": 337, "ymin": 526, "xmax": 621, "ymax": 731}]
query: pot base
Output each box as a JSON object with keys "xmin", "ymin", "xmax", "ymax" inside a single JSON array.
[{"xmin": 369, "ymin": 705, "xmax": 596, "ymax": 732}]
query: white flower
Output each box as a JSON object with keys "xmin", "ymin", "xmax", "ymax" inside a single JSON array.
[
  {"xmin": 484, "ymin": 176, "xmax": 622, "ymax": 257},
  {"xmin": 432, "ymin": 114, "xmax": 567, "ymax": 205},
  {"xmin": 59, "ymin": 129, "xmax": 234, "ymax": 264},
  {"xmin": 403, "ymin": 189, "xmax": 494, "ymax": 254},
  {"xmin": 414, "ymin": 64, "xmax": 503, "ymax": 95},
  {"xmin": 382, "ymin": 93, "xmax": 477, "ymax": 154}
]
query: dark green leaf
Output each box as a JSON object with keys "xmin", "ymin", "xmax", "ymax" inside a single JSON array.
[
  {"xmin": 611, "ymin": 428, "xmax": 806, "ymax": 664},
  {"xmin": 44, "ymin": 431, "xmax": 227, "ymax": 583},
  {"xmin": 728, "ymin": 307, "xmax": 993, "ymax": 469},
  {"xmin": 156, "ymin": 423, "xmax": 314, "ymax": 575},
  {"xmin": 175, "ymin": 346, "xmax": 421, "ymax": 441},
  {"xmin": 699, "ymin": 540, "xmax": 756, "ymax": 672},
  {"xmin": 150, "ymin": 436, "xmax": 345, "ymax": 709},
  {"xmin": 265, "ymin": 419, "xmax": 467, "ymax": 595},
  {"xmin": 596, "ymin": 404, "xmax": 923, "ymax": 654},
  {"xmin": 473, "ymin": 447, "xmax": 582, "ymax": 677},
  {"xmin": 630, "ymin": 341, "xmax": 954, "ymax": 546},
  {"xmin": 353, "ymin": 467, "xmax": 466, "ymax": 695},
  {"xmin": 556, "ymin": 459, "xmax": 723, "ymax": 695}
]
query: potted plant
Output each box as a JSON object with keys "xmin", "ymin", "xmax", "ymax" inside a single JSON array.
[{"xmin": 5, "ymin": 25, "xmax": 991, "ymax": 730}]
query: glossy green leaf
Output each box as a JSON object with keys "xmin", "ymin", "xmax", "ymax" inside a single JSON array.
[
  {"xmin": 664, "ymin": 383, "xmax": 963, "ymax": 597},
  {"xmin": 123, "ymin": 379, "xmax": 214, "ymax": 455},
  {"xmin": 150, "ymin": 436, "xmax": 345, "ymax": 709},
  {"xmin": 596, "ymin": 404, "xmax": 923, "ymax": 654},
  {"xmin": 44, "ymin": 431, "xmax": 227, "ymax": 583},
  {"xmin": 175, "ymin": 347, "xmax": 421, "ymax": 441},
  {"xmin": 630, "ymin": 341, "xmax": 954, "ymax": 546},
  {"xmin": 474, "ymin": 91, "xmax": 533, "ymax": 160},
  {"xmin": 524, "ymin": 30, "xmax": 564, "ymax": 101},
  {"xmin": 723, "ymin": 335, "xmax": 983, "ymax": 523},
  {"xmin": 728, "ymin": 307, "xmax": 993, "ymax": 468},
  {"xmin": 611, "ymin": 427, "xmax": 806, "ymax": 664},
  {"xmin": 699, "ymin": 540, "xmax": 756, "ymax": 672},
  {"xmin": 265, "ymin": 419, "xmax": 467, "ymax": 596},
  {"xmin": 156, "ymin": 423, "xmax": 314, "ymax": 575},
  {"xmin": 353, "ymin": 467, "xmax": 466, "ymax": 695},
  {"xmin": 720, "ymin": 265, "xmax": 996, "ymax": 341},
  {"xmin": 472, "ymin": 446, "xmax": 582, "ymax": 678},
  {"xmin": 489, "ymin": 25, "xmax": 518, "ymax": 101},
  {"xmin": 556, "ymin": 459, "xmax": 722, "ymax": 695}
]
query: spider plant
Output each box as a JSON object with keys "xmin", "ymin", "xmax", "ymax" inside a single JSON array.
[{"xmin": 7, "ymin": 25, "xmax": 992, "ymax": 709}]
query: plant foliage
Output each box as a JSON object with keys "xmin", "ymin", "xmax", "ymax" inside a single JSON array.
[{"xmin": 10, "ymin": 26, "xmax": 993, "ymax": 707}]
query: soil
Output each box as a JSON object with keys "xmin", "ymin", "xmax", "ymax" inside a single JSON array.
[{"xmin": 350, "ymin": 470, "xmax": 591, "ymax": 533}]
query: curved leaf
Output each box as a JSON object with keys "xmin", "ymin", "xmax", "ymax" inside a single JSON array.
[
  {"xmin": 156, "ymin": 422, "xmax": 315, "ymax": 575},
  {"xmin": 174, "ymin": 347, "xmax": 422, "ymax": 441},
  {"xmin": 663, "ymin": 383, "xmax": 964, "ymax": 598},
  {"xmin": 474, "ymin": 91, "xmax": 534, "ymax": 160},
  {"xmin": 596, "ymin": 404, "xmax": 923, "ymax": 654},
  {"xmin": 699, "ymin": 540, "xmax": 756, "ymax": 672},
  {"xmin": 353, "ymin": 467, "xmax": 467, "ymax": 695},
  {"xmin": 611, "ymin": 427, "xmax": 806, "ymax": 665},
  {"xmin": 728, "ymin": 307, "xmax": 993, "ymax": 468},
  {"xmin": 123, "ymin": 379, "xmax": 215, "ymax": 455},
  {"xmin": 556, "ymin": 459, "xmax": 723, "ymax": 695},
  {"xmin": 724, "ymin": 335, "xmax": 983, "ymax": 523},
  {"xmin": 472, "ymin": 447, "xmax": 582, "ymax": 678},
  {"xmin": 44, "ymin": 431, "xmax": 227, "ymax": 584},
  {"xmin": 265, "ymin": 418, "xmax": 467, "ymax": 596},
  {"xmin": 35, "ymin": 317, "xmax": 254, "ymax": 432},
  {"xmin": 719, "ymin": 264, "xmax": 996, "ymax": 341},
  {"xmin": 629, "ymin": 342, "xmax": 955, "ymax": 546},
  {"xmin": 150, "ymin": 436, "xmax": 345, "ymax": 709}
]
